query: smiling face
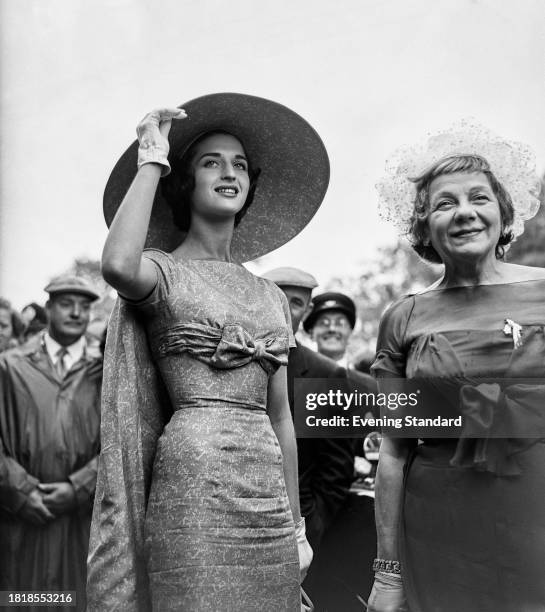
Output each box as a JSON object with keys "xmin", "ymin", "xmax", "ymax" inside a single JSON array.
[
  {"xmin": 425, "ymin": 171, "xmax": 503, "ymax": 269},
  {"xmin": 189, "ymin": 133, "xmax": 250, "ymax": 224},
  {"xmin": 46, "ymin": 293, "xmax": 92, "ymax": 346},
  {"xmin": 311, "ymin": 310, "xmax": 352, "ymax": 361}
]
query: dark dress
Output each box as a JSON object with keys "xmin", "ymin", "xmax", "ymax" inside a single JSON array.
[
  {"xmin": 88, "ymin": 250, "xmax": 299, "ymax": 611},
  {"xmin": 372, "ymin": 280, "xmax": 545, "ymax": 612}
]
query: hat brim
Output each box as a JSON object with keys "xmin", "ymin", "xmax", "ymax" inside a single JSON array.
[
  {"xmin": 104, "ymin": 93, "xmax": 330, "ymax": 262},
  {"xmin": 47, "ymin": 288, "xmax": 100, "ymax": 301}
]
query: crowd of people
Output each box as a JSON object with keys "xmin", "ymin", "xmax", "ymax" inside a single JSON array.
[{"xmin": 0, "ymin": 93, "xmax": 544, "ymax": 612}]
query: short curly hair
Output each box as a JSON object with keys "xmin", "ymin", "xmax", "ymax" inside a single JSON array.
[
  {"xmin": 409, "ymin": 154, "xmax": 515, "ymax": 263},
  {"xmin": 161, "ymin": 131, "xmax": 260, "ymax": 232}
]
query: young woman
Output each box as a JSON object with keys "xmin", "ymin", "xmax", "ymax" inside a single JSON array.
[{"xmin": 87, "ymin": 93, "xmax": 330, "ymax": 611}]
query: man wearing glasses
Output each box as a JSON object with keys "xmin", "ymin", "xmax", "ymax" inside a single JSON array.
[{"xmin": 304, "ymin": 292, "xmax": 356, "ymax": 369}]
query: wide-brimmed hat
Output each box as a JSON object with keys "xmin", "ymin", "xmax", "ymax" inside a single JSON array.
[
  {"xmin": 44, "ymin": 275, "xmax": 100, "ymax": 301},
  {"xmin": 303, "ymin": 291, "xmax": 356, "ymax": 332},
  {"xmin": 103, "ymin": 93, "xmax": 330, "ymax": 262}
]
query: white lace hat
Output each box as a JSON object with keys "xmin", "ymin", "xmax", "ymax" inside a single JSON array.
[{"xmin": 376, "ymin": 119, "xmax": 541, "ymax": 242}]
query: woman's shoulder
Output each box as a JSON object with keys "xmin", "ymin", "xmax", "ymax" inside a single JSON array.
[
  {"xmin": 412, "ymin": 277, "xmax": 443, "ymax": 294},
  {"xmin": 142, "ymin": 247, "xmax": 176, "ymax": 269},
  {"xmin": 407, "ymin": 263, "xmax": 545, "ymax": 296},
  {"xmin": 250, "ymin": 276, "xmax": 293, "ymax": 337},
  {"xmin": 377, "ymin": 293, "xmax": 417, "ymax": 345},
  {"xmin": 244, "ymin": 270, "xmax": 284, "ymax": 299},
  {"xmin": 142, "ymin": 248, "xmax": 211, "ymax": 277},
  {"xmin": 381, "ymin": 293, "xmax": 417, "ymax": 322},
  {"xmin": 258, "ymin": 274, "xmax": 284, "ymax": 295},
  {"xmin": 500, "ymin": 263, "xmax": 545, "ymax": 283},
  {"xmin": 257, "ymin": 277, "xmax": 293, "ymax": 319}
]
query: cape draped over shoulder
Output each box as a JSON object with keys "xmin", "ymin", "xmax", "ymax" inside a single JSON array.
[{"xmin": 87, "ymin": 297, "xmax": 170, "ymax": 611}]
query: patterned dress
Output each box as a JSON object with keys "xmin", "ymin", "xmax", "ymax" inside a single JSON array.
[
  {"xmin": 372, "ymin": 280, "xmax": 545, "ymax": 612},
  {"xmin": 88, "ymin": 249, "xmax": 300, "ymax": 611}
]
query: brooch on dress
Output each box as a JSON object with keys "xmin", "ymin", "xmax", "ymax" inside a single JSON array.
[{"xmin": 503, "ymin": 318, "xmax": 523, "ymax": 349}]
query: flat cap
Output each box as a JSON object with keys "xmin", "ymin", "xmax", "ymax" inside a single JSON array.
[
  {"xmin": 261, "ymin": 267, "xmax": 318, "ymax": 290},
  {"xmin": 303, "ymin": 291, "xmax": 356, "ymax": 332},
  {"xmin": 44, "ymin": 275, "xmax": 100, "ymax": 301}
]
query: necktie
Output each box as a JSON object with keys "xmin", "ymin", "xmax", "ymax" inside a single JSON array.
[{"xmin": 55, "ymin": 347, "xmax": 69, "ymax": 379}]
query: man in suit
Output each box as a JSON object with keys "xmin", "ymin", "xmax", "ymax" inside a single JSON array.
[
  {"xmin": 262, "ymin": 267, "xmax": 358, "ymax": 551},
  {"xmin": 263, "ymin": 268, "xmax": 378, "ymax": 611}
]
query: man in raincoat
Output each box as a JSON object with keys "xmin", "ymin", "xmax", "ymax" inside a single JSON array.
[{"xmin": 0, "ymin": 276, "xmax": 102, "ymax": 610}]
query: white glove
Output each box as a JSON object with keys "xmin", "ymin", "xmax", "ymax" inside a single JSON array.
[
  {"xmin": 368, "ymin": 571, "xmax": 409, "ymax": 612},
  {"xmin": 136, "ymin": 107, "xmax": 186, "ymax": 176},
  {"xmin": 295, "ymin": 517, "xmax": 313, "ymax": 582}
]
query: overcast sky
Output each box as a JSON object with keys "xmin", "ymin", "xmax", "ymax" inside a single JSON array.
[{"xmin": 1, "ymin": 0, "xmax": 544, "ymax": 307}]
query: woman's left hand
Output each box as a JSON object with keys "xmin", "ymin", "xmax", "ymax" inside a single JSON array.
[{"xmin": 295, "ymin": 518, "xmax": 313, "ymax": 581}]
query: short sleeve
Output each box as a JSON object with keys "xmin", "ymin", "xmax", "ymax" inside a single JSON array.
[
  {"xmin": 370, "ymin": 295, "xmax": 415, "ymax": 378},
  {"xmin": 121, "ymin": 249, "xmax": 176, "ymax": 318},
  {"xmin": 275, "ymin": 285, "xmax": 297, "ymax": 349}
]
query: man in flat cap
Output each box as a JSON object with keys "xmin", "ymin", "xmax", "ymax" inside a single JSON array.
[
  {"xmin": 0, "ymin": 275, "xmax": 102, "ymax": 610},
  {"xmin": 304, "ymin": 291, "xmax": 357, "ymax": 369}
]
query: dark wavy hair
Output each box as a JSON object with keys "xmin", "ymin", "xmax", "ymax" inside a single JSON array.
[
  {"xmin": 161, "ymin": 131, "xmax": 260, "ymax": 232},
  {"xmin": 409, "ymin": 154, "xmax": 515, "ymax": 263}
]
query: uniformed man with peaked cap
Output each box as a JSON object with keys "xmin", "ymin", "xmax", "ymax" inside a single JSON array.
[{"xmin": 304, "ymin": 291, "xmax": 357, "ymax": 368}]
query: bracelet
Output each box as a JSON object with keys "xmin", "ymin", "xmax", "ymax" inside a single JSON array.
[
  {"xmin": 137, "ymin": 144, "xmax": 171, "ymax": 177},
  {"xmin": 294, "ymin": 517, "xmax": 306, "ymax": 538},
  {"xmin": 373, "ymin": 558, "xmax": 401, "ymax": 574}
]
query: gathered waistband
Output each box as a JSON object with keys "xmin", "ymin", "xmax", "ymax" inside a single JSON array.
[{"xmin": 171, "ymin": 399, "xmax": 267, "ymax": 413}]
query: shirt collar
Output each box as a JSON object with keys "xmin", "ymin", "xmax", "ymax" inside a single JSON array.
[
  {"xmin": 43, "ymin": 332, "xmax": 86, "ymax": 365},
  {"xmin": 336, "ymin": 355, "xmax": 352, "ymax": 369}
]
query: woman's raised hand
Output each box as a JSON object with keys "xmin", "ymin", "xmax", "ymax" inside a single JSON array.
[
  {"xmin": 136, "ymin": 108, "xmax": 187, "ymax": 176},
  {"xmin": 102, "ymin": 106, "xmax": 186, "ymax": 300}
]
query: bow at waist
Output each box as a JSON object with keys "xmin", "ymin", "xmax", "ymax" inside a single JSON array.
[
  {"xmin": 152, "ymin": 322, "xmax": 289, "ymax": 374},
  {"xmin": 450, "ymin": 382, "xmax": 545, "ymax": 476}
]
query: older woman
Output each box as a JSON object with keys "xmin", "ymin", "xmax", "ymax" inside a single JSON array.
[
  {"xmin": 87, "ymin": 93, "xmax": 329, "ymax": 611},
  {"xmin": 368, "ymin": 125, "xmax": 545, "ymax": 612}
]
